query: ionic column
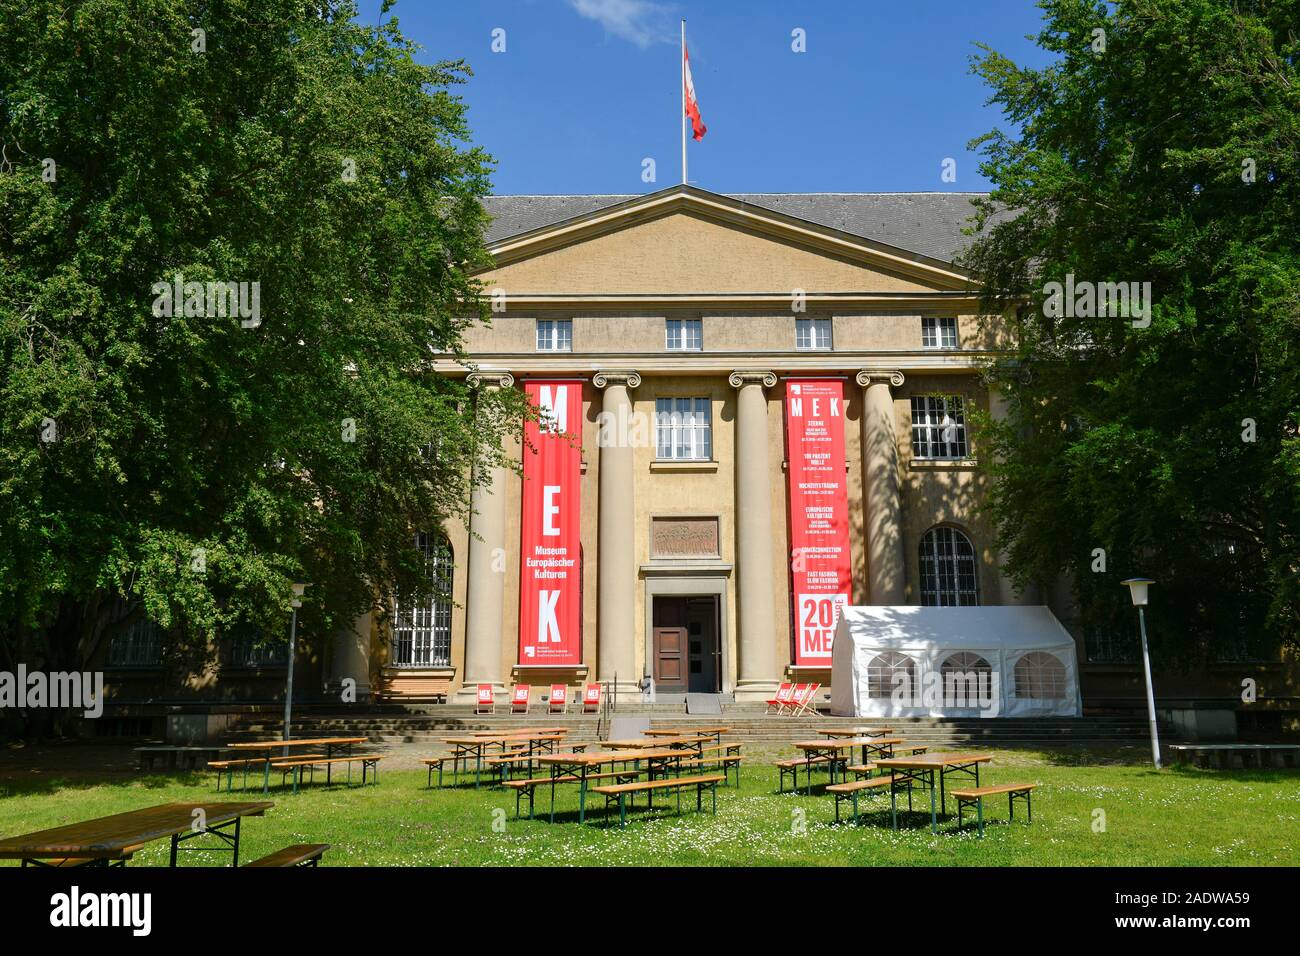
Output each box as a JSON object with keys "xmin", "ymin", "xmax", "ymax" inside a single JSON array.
[
  {"xmin": 593, "ymin": 370, "xmax": 641, "ymax": 694},
  {"xmin": 456, "ymin": 371, "xmax": 514, "ymax": 699},
  {"xmin": 729, "ymin": 370, "xmax": 780, "ymax": 698},
  {"xmin": 856, "ymin": 370, "xmax": 907, "ymax": 604},
  {"xmin": 987, "ymin": 382, "xmax": 1039, "ymax": 604}
]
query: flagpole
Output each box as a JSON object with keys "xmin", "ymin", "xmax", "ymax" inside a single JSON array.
[{"xmin": 681, "ymin": 18, "xmax": 687, "ymax": 185}]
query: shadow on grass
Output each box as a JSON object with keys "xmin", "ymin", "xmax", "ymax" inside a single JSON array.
[{"xmin": 0, "ymin": 771, "xmax": 209, "ymax": 798}]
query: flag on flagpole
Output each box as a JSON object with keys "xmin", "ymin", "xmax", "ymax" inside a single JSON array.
[{"xmin": 683, "ymin": 36, "xmax": 706, "ymax": 141}]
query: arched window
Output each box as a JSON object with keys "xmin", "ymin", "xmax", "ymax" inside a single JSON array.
[
  {"xmin": 867, "ymin": 651, "xmax": 915, "ymax": 700},
  {"xmin": 919, "ymin": 526, "xmax": 980, "ymax": 606},
  {"xmin": 1013, "ymin": 652, "xmax": 1067, "ymax": 700},
  {"xmin": 940, "ymin": 652, "xmax": 993, "ymax": 706},
  {"xmin": 391, "ymin": 533, "xmax": 453, "ymax": 667}
]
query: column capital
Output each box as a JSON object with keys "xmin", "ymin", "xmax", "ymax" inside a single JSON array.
[
  {"xmin": 728, "ymin": 369, "xmax": 778, "ymax": 389},
  {"xmin": 592, "ymin": 369, "xmax": 641, "ymax": 389},
  {"xmin": 856, "ymin": 368, "xmax": 905, "ymax": 389},
  {"xmin": 466, "ymin": 370, "xmax": 515, "ymax": 389}
]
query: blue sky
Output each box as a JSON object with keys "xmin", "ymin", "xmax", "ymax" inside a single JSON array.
[{"xmin": 356, "ymin": 1, "xmax": 1054, "ymax": 195}]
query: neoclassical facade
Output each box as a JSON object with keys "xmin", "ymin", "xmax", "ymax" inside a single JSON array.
[{"xmin": 328, "ymin": 185, "xmax": 1043, "ymax": 703}]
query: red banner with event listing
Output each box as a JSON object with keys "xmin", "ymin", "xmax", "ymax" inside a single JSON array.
[
  {"xmin": 518, "ymin": 380, "xmax": 583, "ymax": 666},
  {"xmin": 784, "ymin": 379, "xmax": 853, "ymax": 665}
]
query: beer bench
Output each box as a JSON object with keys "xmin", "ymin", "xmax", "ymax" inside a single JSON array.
[
  {"xmin": 950, "ymin": 783, "xmax": 1036, "ymax": 838},
  {"xmin": 503, "ymin": 770, "xmax": 641, "ymax": 819},
  {"xmin": 243, "ymin": 843, "xmax": 330, "ymax": 867},
  {"xmin": 271, "ymin": 755, "xmax": 382, "ymax": 793},
  {"xmin": 775, "ymin": 755, "xmax": 832, "ymax": 793},
  {"xmin": 210, "ymin": 755, "xmax": 325, "ymax": 792},
  {"xmin": 591, "ymin": 774, "xmax": 725, "ymax": 827},
  {"xmin": 826, "ymin": 776, "xmax": 902, "ymax": 823}
]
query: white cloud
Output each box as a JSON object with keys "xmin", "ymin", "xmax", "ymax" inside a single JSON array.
[{"xmin": 567, "ymin": 0, "xmax": 677, "ymax": 48}]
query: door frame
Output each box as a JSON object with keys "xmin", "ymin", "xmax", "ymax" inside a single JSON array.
[{"xmin": 642, "ymin": 573, "xmax": 730, "ymax": 694}]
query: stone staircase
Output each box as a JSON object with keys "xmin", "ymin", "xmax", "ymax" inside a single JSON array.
[{"xmin": 222, "ymin": 703, "xmax": 1171, "ymax": 750}]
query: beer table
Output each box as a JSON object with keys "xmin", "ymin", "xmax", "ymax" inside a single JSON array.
[
  {"xmin": 0, "ymin": 801, "xmax": 274, "ymax": 867},
  {"xmin": 443, "ymin": 733, "xmax": 567, "ymax": 788},
  {"xmin": 816, "ymin": 727, "xmax": 893, "ymax": 739},
  {"xmin": 644, "ymin": 727, "xmax": 729, "ymax": 748},
  {"xmin": 874, "ymin": 752, "xmax": 994, "ymax": 834},
  {"xmin": 791, "ymin": 738, "xmax": 898, "ymax": 793},
  {"xmin": 469, "ymin": 727, "xmax": 568, "ymax": 737},
  {"xmin": 601, "ymin": 735, "xmax": 707, "ymax": 755},
  {"xmin": 534, "ymin": 749, "xmax": 688, "ymax": 823},
  {"xmin": 225, "ymin": 737, "xmax": 367, "ymax": 792}
]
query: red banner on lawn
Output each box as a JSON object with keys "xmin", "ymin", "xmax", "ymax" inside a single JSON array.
[
  {"xmin": 784, "ymin": 379, "xmax": 852, "ymax": 665},
  {"xmin": 518, "ymin": 380, "xmax": 583, "ymax": 666}
]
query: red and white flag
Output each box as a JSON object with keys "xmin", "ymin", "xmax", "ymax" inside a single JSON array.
[{"xmin": 683, "ymin": 39, "xmax": 706, "ymax": 140}]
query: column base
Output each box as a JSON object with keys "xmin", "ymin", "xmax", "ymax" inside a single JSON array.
[{"xmin": 733, "ymin": 678, "xmax": 782, "ymax": 702}]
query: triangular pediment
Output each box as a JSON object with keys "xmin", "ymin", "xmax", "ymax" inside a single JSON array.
[{"xmin": 478, "ymin": 186, "xmax": 972, "ymax": 297}]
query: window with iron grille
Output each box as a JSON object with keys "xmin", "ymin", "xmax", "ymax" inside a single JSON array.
[
  {"xmin": 910, "ymin": 395, "xmax": 968, "ymax": 459},
  {"xmin": 919, "ymin": 526, "xmax": 980, "ymax": 606},
  {"xmin": 107, "ymin": 613, "xmax": 163, "ymax": 668},
  {"xmin": 535, "ymin": 318, "xmax": 572, "ymax": 352},
  {"xmin": 867, "ymin": 651, "xmax": 916, "ymax": 699},
  {"xmin": 922, "ymin": 316, "xmax": 958, "ymax": 349},
  {"xmin": 795, "ymin": 317, "xmax": 832, "ymax": 350},
  {"xmin": 665, "ymin": 318, "xmax": 702, "ymax": 350},
  {"xmin": 1013, "ymin": 652, "xmax": 1068, "ymax": 699},
  {"xmin": 227, "ymin": 628, "xmax": 288, "ymax": 668},
  {"xmin": 391, "ymin": 533, "xmax": 453, "ymax": 667},
  {"xmin": 655, "ymin": 397, "xmax": 712, "ymax": 460},
  {"xmin": 1084, "ymin": 629, "xmax": 1137, "ymax": 663}
]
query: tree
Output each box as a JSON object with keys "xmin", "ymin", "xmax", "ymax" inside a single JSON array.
[
  {"xmin": 0, "ymin": 0, "xmax": 525, "ymax": 730},
  {"xmin": 963, "ymin": 0, "xmax": 1299, "ymax": 662}
]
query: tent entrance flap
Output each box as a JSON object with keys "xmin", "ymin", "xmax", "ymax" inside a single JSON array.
[{"xmin": 828, "ymin": 606, "xmax": 1082, "ymax": 718}]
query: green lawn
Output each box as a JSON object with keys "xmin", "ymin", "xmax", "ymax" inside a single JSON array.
[{"xmin": 1, "ymin": 750, "xmax": 1296, "ymax": 866}]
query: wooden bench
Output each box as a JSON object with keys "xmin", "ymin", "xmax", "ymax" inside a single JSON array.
[
  {"xmin": 271, "ymin": 755, "xmax": 382, "ymax": 793},
  {"xmin": 135, "ymin": 746, "xmax": 225, "ymax": 771},
  {"xmin": 243, "ymin": 843, "xmax": 330, "ymax": 867},
  {"xmin": 826, "ymin": 776, "xmax": 901, "ymax": 823},
  {"xmin": 502, "ymin": 770, "xmax": 641, "ymax": 818},
  {"xmin": 590, "ymin": 774, "xmax": 726, "ymax": 826},
  {"xmin": 776, "ymin": 755, "xmax": 833, "ymax": 793},
  {"xmin": 676, "ymin": 753, "xmax": 744, "ymax": 787},
  {"xmin": 211, "ymin": 754, "xmax": 325, "ymax": 792},
  {"xmin": 949, "ymin": 783, "xmax": 1036, "ymax": 837}
]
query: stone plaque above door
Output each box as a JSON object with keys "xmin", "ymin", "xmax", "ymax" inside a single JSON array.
[{"xmin": 651, "ymin": 516, "xmax": 720, "ymax": 558}]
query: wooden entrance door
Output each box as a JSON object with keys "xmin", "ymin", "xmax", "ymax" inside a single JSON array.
[{"xmin": 653, "ymin": 626, "xmax": 688, "ymax": 693}]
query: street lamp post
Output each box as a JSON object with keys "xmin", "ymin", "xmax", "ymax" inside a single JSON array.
[
  {"xmin": 1122, "ymin": 577, "xmax": 1160, "ymax": 769},
  {"xmin": 284, "ymin": 583, "xmax": 308, "ymax": 755}
]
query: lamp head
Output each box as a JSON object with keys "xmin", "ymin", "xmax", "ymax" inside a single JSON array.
[
  {"xmin": 291, "ymin": 582, "xmax": 309, "ymax": 609},
  {"xmin": 1121, "ymin": 577, "xmax": 1154, "ymax": 607}
]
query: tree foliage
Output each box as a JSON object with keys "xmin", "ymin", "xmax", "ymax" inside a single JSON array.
[
  {"xmin": 963, "ymin": 0, "xmax": 1299, "ymax": 662},
  {"xmin": 0, "ymin": 0, "xmax": 523, "ymax": 698}
]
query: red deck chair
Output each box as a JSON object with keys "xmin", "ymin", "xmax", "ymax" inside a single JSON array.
[
  {"xmin": 789, "ymin": 682, "xmax": 823, "ymax": 717},
  {"xmin": 765, "ymin": 682, "xmax": 794, "ymax": 714},
  {"xmin": 475, "ymin": 683, "xmax": 495, "ymax": 715},
  {"xmin": 510, "ymin": 684, "xmax": 531, "ymax": 715},
  {"xmin": 779, "ymin": 683, "xmax": 810, "ymax": 716},
  {"xmin": 582, "ymin": 683, "xmax": 602, "ymax": 714},
  {"xmin": 548, "ymin": 683, "xmax": 569, "ymax": 714}
]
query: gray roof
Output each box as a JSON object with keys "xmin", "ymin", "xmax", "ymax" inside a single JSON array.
[{"xmin": 480, "ymin": 190, "xmax": 999, "ymax": 264}]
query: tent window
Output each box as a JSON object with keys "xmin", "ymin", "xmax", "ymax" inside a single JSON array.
[
  {"xmin": 1013, "ymin": 652, "xmax": 1067, "ymax": 700},
  {"xmin": 919, "ymin": 526, "xmax": 980, "ymax": 606},
  {"xmin": 940, "ymin": 652, "xmax": 992, "ymax": 706},
  {"xmin": 867, "ymin": 651, "xmax": 915, "ymax": 699}
]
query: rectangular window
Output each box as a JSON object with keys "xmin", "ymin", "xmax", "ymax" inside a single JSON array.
[
  {"xmin": 655, "ymin": 397, "xmax": 712, "ymax": 460},
  {"xmin": 666, "ymin": 318, "xmax": 703, "ymax": 351},
  {"xmin": 910, "ymin": 395, "xmax": 969, "ymax": 459},
  {"xmin": 536, "ymin": 318, "xmax": 572, "ymax": 352},
  {"xmin": 795, "ymin": 317, "xmax": 832, "ymax": 351},
  {"xmin": 107, "ymin": 615, "xmax": 163, "ymax": 668},
  {"xmin": 227, "ymin": 629, "xmax": 288, "ymax": 668},
  {"xmin": 922, "ymin": 316, "xmax": 958, "ymax": 349}
]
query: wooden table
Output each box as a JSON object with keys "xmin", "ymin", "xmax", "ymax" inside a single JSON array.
[
  {"xmin": 469, "ymin": 727, "xmax": 569, "ymax": 737},
  {"xmin": 874, "ymin": 752, "xmax": 994, "ymax": 834},
  {"xmin": 790, "ymin": 738, "xmax": 892, "ymax": 793},
  {"xmin": 644, "ymin": 727, "xmax": 729, "ymax": 748},
  {"xmin": 534, "ymin": 749, "xmax": 688, "ymax": 823},
  {"xmin": 817, "ymin": 727, "xmax": 893, "ymax": 739},
  {"xmin": 0, "ymin": 801, "xmax": 273, "ymax": 867},
  {"xmin": 602, "ymin": 736, "xmax": 707, "ymax": 755},
  {"xmin": 444, "ymin": 733, "xmax": 567, "ymax": 787},
  {"xmin": 225, "ymin": 737, "xmax": 367, "ymax": 792}
]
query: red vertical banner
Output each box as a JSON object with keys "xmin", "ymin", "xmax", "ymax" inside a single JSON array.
[
  {"xmin": 784, "ymin": 379, "xmax": 853, "ymax": 665},
  {"xmin": 518, "ymin": 381, "xmax": 583, "ymax": 666}
]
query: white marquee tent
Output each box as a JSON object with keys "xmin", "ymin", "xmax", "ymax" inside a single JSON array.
[{"xmin": 829, "ymin": 605, "xmax": 1082, "ymax": 718}]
